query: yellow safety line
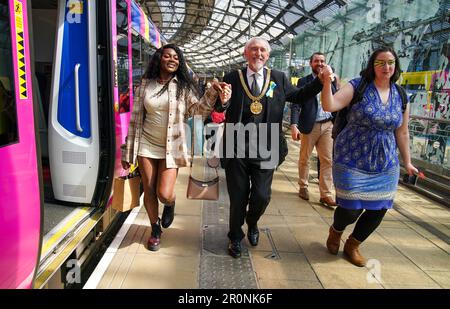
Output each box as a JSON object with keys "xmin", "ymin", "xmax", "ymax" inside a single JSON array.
[
  {"xmin": 35, "ymin": 211, "xmax": 103, "ymax": 289},
  {"xmin": 41, "ymin": 207, "xmax": 92, "ymax": 255}
]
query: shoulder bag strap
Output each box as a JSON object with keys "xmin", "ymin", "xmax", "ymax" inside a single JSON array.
[
  {"xmin": 394, "ymin": 83, "xmax": 408, "ymax": 113},
  {"xmin": 190, "ymin": 117, "xmax": 218, "ymax": 177},
  {"xmin": 350, "ymin": 77, "xmax": 368, "ymax": 108}
]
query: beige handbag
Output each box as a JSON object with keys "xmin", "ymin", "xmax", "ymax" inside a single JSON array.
[{"xmin": 186, "ymin": 118, "xmax": 219, "ymax": 201}]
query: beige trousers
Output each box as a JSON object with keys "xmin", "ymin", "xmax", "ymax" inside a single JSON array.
[{"xmin": 298, "ymin": 121, "xmax": 334, "ymax": 198}]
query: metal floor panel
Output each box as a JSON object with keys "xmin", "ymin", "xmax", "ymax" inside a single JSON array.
[
  {"xmin": 199, "ymin": 255, "xmax": 258, "ymax": 289},
  {"xmin": 203, "ymin": 225, "xmax": 236, "ymax": 256},
  {"xmin": 199, "ymin": 166, "xmax": 258, "ymax": 289},
  {"xmin": 202, "ymin": 202, "xmax": 228, "ymax": 226}
]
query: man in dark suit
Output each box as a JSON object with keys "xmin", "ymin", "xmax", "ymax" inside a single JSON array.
[
  {"xmin": 216, "ymin": 37, "xmax": 324, "ymax": 258},
  {"xmin": 290, "ymin": 52, "xmax": 338, "ymax": 207}
]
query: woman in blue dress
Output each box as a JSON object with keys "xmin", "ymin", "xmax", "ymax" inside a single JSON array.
[{"xmin": 320, "ymin": 46, "xmax": 418, "ymax": 267}]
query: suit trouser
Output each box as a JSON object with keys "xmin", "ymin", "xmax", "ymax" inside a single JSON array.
[
  {"xmin": 225, "ymin": 158, "xmax": 275, "ymax": 241},
  {"xmin": 298, "ymin": 121, "xmax": 334, "ymax": 198}
]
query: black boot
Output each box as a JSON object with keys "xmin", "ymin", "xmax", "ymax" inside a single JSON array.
[
  {"xmin": 148, "ymin": 219, "xmax": 162, "ymax": 251},
  {"xmin": 161, "ymin": 203, "xmax": 175, "ymax": 228}
]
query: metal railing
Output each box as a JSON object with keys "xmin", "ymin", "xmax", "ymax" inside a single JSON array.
[{"xmin": 404, "ymin": 115, "xmax": 450, "ymax": 206}]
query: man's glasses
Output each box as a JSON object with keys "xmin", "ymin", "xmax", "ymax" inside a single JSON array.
[{"xmin": 374, "ymin": 59, "xmax": 396, "ymax": 67}]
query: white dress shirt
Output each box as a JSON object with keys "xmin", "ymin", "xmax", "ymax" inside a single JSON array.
[{"xmin": 246, "ymin": 66, "xmax": 264, "ymax": 93}]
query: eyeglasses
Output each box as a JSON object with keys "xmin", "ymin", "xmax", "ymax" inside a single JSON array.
[{"xmin": 374, "ymin": 59, "xmax": 395, "ymax": 67}]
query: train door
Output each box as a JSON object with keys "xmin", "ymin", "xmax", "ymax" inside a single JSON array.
[
  {"xmin": 48, "ymin": 0, "xmax": 99, "ymax": 204},
  {"xmin": 0, "ymin": 0, "xmax": 42, "ymax": 288},
  {"xmin": 30, "ymin": 0, "xmax": 115, "ymax": 286}
]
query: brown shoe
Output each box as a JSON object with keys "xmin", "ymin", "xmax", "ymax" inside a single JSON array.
[
  {"xmin": 343, "ymin": 234, "xmax": 366, "ymax": 267},
  {"xmin": 299, "ymin": 188, "xmax": 309, "ymax": 200},
  {"xmin": 320, "ymin": 196, "xmax": 338, "ymax": 207},
  {"xmin": 326, "ymin": 226, "xmax": 343, "ymax": 255}
]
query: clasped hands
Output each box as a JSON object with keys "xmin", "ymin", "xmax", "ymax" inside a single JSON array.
[
  {"xmin": 318, "ymin": 65, "xmax": 335, "ymax": 84},
  {"xmin": 212, "ymin": 82, "xmax": 232, "ymax": 104}
]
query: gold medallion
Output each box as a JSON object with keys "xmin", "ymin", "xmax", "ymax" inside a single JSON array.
[
  {"xmin": 238, "ymin": 69, "xmax": 272, "ymax": 116},
  {"xmin": 250, "ymin": 100, "xmax": 263, "ymax": 115}
]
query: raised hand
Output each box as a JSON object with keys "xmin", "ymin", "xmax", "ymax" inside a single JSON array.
[
  {"xmin": 320, "ymin": 65, "xmax": 335, "ymax": 83},
  {"xmin": 214, "ymin": 82, "xmax": 232, "ymax": 104}
]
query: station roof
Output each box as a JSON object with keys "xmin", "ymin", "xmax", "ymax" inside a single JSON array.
[{"xmin": 138, "ymin": 0, "xmax": 350, "ymax": 74}]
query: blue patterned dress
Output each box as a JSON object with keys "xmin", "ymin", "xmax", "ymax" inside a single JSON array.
[{"xmin": 333, "ymin": 78, "xmax": 405, "ymax": 210}]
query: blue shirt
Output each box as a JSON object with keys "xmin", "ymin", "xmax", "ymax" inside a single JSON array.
[{"xmin": 312, "ymin": 72, "xmax": 332, "ymax": 122}]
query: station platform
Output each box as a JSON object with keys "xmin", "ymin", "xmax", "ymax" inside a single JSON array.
[{"xmin": 84, "ymin": 138, "xmax": 450, "ymax": 289}]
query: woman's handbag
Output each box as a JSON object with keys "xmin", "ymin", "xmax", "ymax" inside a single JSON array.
[
  {"xmin": 186, "ymin": 174, "xmax": 219, "ymax": 200},
  {"xmin": 186, "ymin": 117, "xmax": 219, "ymax": 201},
  {"xmin": 112, "ymin": 168, "xmax": 141, "ymax": 212},
  {"xmin": 205, "ymin": 122, "xmax": 223, "ymax": 169}
]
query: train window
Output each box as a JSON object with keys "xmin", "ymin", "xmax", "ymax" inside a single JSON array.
[
  {"xmin": 131, "ymin": 32, "xmax": 143, "ymax": 85},
  {"xmin": 116, "ymin": 0, "xmax": 130, "ymax": 114},
  {"xmin": 0, "ymin": 1, "xmax": 18, "ymax": 147},
  {"xmin": 131, "ymin": 34, "xmax": 155, "ymax": 85},
  {"xmin": 143, "ymin": 44, "xmax": 155, "ymax": 71}
]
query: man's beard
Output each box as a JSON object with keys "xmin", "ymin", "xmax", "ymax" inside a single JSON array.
[
  {"xmin": 312, "ymin": 66, "xmax": 323, "ymax": 75},
  {"xmin": 252, "ymin": 61, "xmax": 264, "ymax": 71}
]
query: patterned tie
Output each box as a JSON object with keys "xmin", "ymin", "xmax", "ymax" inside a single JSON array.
[{"xmin": 251, "ymin": 73, "xmax": 261, "ymax": 96}]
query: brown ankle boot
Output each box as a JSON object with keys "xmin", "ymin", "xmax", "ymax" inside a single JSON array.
[
  {"xmin": 326, "ymin": 226, "xmax": 343, "ymax": 255},
  {"xmin": 343, "ymin": 234, "xmax": 366, "ymax": 267}
]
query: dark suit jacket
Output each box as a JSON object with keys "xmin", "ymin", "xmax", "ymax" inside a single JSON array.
[
  {"xmin": 216, "ymin": 67, "xmax": 323, "ymax": 168},
  {"xmin": 290, "ymin": 74, "xmax": 337, "ymax": 134}
]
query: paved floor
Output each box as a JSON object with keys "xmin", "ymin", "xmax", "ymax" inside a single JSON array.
[{"xmin": 88, "ymin": 139, "xmax": 450, "ymax": 289}]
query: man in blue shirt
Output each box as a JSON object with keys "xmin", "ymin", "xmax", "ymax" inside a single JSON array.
[{"xmin": 290, "ymin": 52, "xmax": 338, "ymax": 207}]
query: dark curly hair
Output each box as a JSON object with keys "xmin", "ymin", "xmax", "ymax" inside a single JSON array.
[
  {"xmin": 361, "ymin": 46, "xmax": 401, "ymax": 83},
  {"xmin": 142, "ymin": 43, "xmax": 198, "ymax": 99}
]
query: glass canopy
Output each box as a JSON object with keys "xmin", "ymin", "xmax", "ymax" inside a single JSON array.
[{"xmin": 138, "ymin": 0, "xmax": 349, "ymax": 74}]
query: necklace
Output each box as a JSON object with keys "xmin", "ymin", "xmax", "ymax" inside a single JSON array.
[{"xmin": 238, "ymin": 69, "xmax": 271, "ymax": 115}]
